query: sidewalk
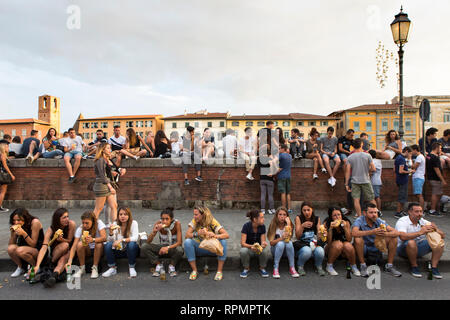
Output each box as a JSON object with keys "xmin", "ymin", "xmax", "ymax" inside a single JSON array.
[{"xmin": 1, "ymin": 208, "xmax": 449, "ymax": 272}]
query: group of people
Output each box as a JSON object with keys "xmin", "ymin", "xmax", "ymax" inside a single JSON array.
[{"xmin": 7, "ymin": 201, "xmax": 445, "ymax": 288}]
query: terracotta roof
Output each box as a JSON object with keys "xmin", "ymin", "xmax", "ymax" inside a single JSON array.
[
  {"xmin": 163, "ymin": 113, "xmax": 228, "ymax": 120},
  {"xmin": 78, "ymin": 115, "xmax": 163, "ymax": 121},
  {"xmin": 0, "ymin": 118, "xmax": 50, "ymax": 125},
  {"xmin": 228, "ymin": 113, "xmax": 338, "ymax": 120},
  {"xmin": 329, "ymin": 104, "xmax": 416, "ymax": 116}
]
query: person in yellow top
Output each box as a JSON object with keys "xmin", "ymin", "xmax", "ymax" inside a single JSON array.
[{"xmin": 184, "ymin": 206, "xmax": 229, "ymax": 281}]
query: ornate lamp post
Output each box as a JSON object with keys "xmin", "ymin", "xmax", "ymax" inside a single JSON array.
[{"xmin": 390, "ymin": 6, "xmax": 411, "ymax": 140}]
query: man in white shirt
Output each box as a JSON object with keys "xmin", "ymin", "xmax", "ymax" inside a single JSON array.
[
  {"xmin": 411, "ymin": 144, "xmax": 426, "ymax": 209},
  {"xmin": 239, "ymin": 127, "xmax": 257, "ymax": 180},
  {"xmin": 108, "ymin": 125, "xmax": 126, "ymax": 166},
  {"xmin": 222, "ymin": 129, "xmax": 238, "ymax": 160},
  {"xmin": 61, "ymin": 128, "xmax": 86, "ymax": 183},
  {"xmin": 395, "ymin": 202, "xmax": 445, "ymax": 279}
]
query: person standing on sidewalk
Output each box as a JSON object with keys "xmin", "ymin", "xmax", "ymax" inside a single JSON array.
[
  {"xmin": 0, "ymin": 141, "xmax": 15, "ymax": 212},
  {"xmin": 411, "ymin": 145, "xmax": 426, "ymax": 210},
  {"xmin": 345, "ymin": 138, "xmax": 377, "ymax": 218},
  {"xmin": 369, "ymin": 150, "xmax": 383, "ymax": 215},
  {"xmin": 394, "ymin": 147, "xmax": 414, "ymax": 219},
  {"xmin": 395, "ymin": 203, "xmax": 445, "ymax": 279},
  {"xmin": 276, "ymin": 144, "xmax": 293, "ymax": 213},
  {"xmin": 239, "ymin": 210, "xmax": 270, "ymax": 278},
  {"xmin": 426, "ymin": 142, "xmax": 448, "ymax": 217},
  {"xmin": 258, "ymin": 144, "xmax": 276, "ymax": 215}
]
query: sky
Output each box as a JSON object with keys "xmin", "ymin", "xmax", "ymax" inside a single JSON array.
[{"xmin": 0, "ymin": 0, "xmax": 449, "ymax": 130}]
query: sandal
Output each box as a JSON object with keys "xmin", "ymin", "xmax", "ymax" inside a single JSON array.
[
  {"xmin": 214, "ymin": 272, "xmax": 223, "ymax": 281},
  {"xmin": 189, "ymin": 271, "xmax": 198, "ymax": 280}
]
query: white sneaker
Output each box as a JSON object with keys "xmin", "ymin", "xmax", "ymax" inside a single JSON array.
[
  {"xmin": 102, "ymin": 267, "xmax": 117, "ymax": 278},
  {"xmin": 331, "ymin": 177, "xmax": 337, "ymax": 187},
  {"xmin": 75, "ymin": 265, "xmax": 86, "ymax": 277},
  {"xmin": 326, "ymin": 264, "xmax": 338, "ymax": 276},
  {"xmin": 134, "ymin": 156, "xmax": 140, "ymax": 161},
  {"xmin": 328, "ymin": 178, "xmax": 333, "ymax": 186},
  {"xmin": 268, "ymin": 209, "xmax": 276, "ymax": 215},
  {"xmin": 352, "ymin": 265, "xmax": 361, "ymax": 277},
  {"xmin": 11, "ymin": 267, "xmax": 25, "ymax": 278},
  {"xmin": 168, "ymin": 264, "xmax": 177, "ymax": 277},
  {"xmin": 153, "ymin": 264, "xmax": 163, "ymax": 277},
  {"xmin": 129, "ymin": 267, "xmax": 137, "ymax": 278},
  {"xmin": 313, "ymin": 174, "xmax": 318, "ymax": 179},
  {"xmin": 246, "ymin": 173, "xmax": 254, "ymax": 180},
  {"xmin": 321, "ymin": 168, "xmax": 327, "ymax": 174},
  {"xmin": 261, "ymin": 209, "xmax": 266, "ymax": 214},
  {"xmin": 90, "ymin": 265, "xmax": 99, "ymax": 279}
]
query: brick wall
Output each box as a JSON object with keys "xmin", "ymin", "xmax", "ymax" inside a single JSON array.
[{"xmin": 4, "ymin": 159, "xmax": 450, "ymax": 209}]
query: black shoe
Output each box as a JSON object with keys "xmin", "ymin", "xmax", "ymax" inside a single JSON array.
[
  {"xmin": 43, "ymin": 273, "xmax": 57, "ymax": 288},
  {"xmin": 428, "ymin": 210, "xmax": 443, "ymax": 217},
  {"xmin": 195, "ymin": 176, "xmax": 203, "ymax": 182},
  {"xmin": 68, "ymin": 176, "xmax": 76, "ymax": 183},
  {"xmin": 394, "ymin": 212, "xmax": 403, "ymax": 219},
  {"xmin": 184, "ymin": 179, "xmax": 190, "ymax": 186},
  {"xmin": 378, "ymin": 211, "xmax": 383, "ymax": 218}
]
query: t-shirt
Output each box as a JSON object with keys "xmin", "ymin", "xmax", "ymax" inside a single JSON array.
[
  {"xmin": 426, "ymin": 153, "xmax": 442, "ymax": 181},
  {"xmin": 20, "ymin": 137, "xmax": 40, "ymax": 155},
  {"xmin": 323, "ymin": 217, "xmax": 351, "ymax": 242},
  {"xmin": 338, "ymin": 136, "xmax": 353, "ymax": 153},
  {"xmin": 90, "ymin": 137, "xmax": 108, "ymax": 146},
  {"xmin": 241, "ymin": 221, "xmax": 266, "ymax": 245},
  {"xmin": 222, "ymin": 135, "xmax": 237, "ymax": 158},
  {"xmin": 278, "ymin": 152, "xmax": 292, "ymax": 180},
  {"xmin": 438, "ymin": 137, "xmax": 450, "ymax": 154},
  {"xmin": 418, "ymin": 137, "xmax": 437, "ymax": 155},
  {"xmin": 395, "ymin": 154, "xmax": 409, "ymax": 185},
  {"xmin": 107, "ymin": 220, "xmax": 139, "ymax": 243},
  {"xmin": 347, "ymin": 152, "xmax": 373, "ymax": 184},
  {"xmin": 188, "ymin": 218, "xmax": 223, "ymax": 243},
  {"xmin": 362, "ymin": 139, "xmax": 371, "ymax": 152},
  {"xmin": 9, "ymin": 143, "xmax": 22, "ymax": 155},
  {"xmin": 395, "ymin": 216, "xmax": 430, "ymax": 246},
  {"xmin": 321, "ymin": 136, "xmax": 338, "ymax": 154},
  {"xmin": 239, "ymin": 137, "xmax": 256, "ymax": 154},
  {"xmin": 413, "ymin": 154, "xmax": 426, "ymax": 180},
  {"xmin": 75, "ymin": 219, "xmax": 106, "ymax": 249},
  {"xmin": 352, "ymin": 216, "xmax": 388, "ymax": 248},
  {"xmin": 371, "ymin": 158, "xmax": 382, "ymax": 186},
  {"xmin": 61, "ymin": 136, "xmax": 84, "ymax": 153},
  {"xmin": 306, "ymin": 139, "xmax": 320, "ymax": 154},
  {"xmin": 42, "ymin": 137, "xmax": 58, "ymax": 152},
  {"xmin": 108, "ymin": 135, "xmax": 126, "ymax": 151}
]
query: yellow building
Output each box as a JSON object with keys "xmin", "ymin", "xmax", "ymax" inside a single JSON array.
[
  {"xmin": 329, "ymin": 104, "xmax": 420, "ymax": 149},
  {"xmin": 74, "ymin": 114, "xmax": 164, "ymax": 143},
  {"xmin": 227, "ymin": 113, "xmax": 339, "ymax": 140}
]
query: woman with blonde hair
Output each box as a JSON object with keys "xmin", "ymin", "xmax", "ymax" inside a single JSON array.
[
  {"xmin": 102, "ymin": 207, "xmax": 140, "ymax": 278},
  {"xmin": 267, "ymin": 207, "xmax": 299, "ymax": 278},
  {"xmin": 184, "ymin": 206, "xmax": 229, "ymax": 281},
  {"xmin": 92, "ymin": 143, "xmax": 117, "ymax": 223},
  {"xmin": 0, "ymin": 141, "xmax": 15, "ymax": 212},
  {"xmin": 306, "ymin": 127, "xmax": 326, "ymax": 179},
  {"xmin": 120, "ymin": 128, "xmax": 151, "ymax": 160}
]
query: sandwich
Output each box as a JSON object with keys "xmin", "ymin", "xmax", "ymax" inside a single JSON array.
[
  {"xmin": 253, "ymin": 242, "xmax": 263, "ymax": 254},
  {"xmin": 284, "ymin": 226, "xmax": 292, "ymax": 243},
  {"xmin": 48, "ymin": 229, "xmax": 64, "ymax": 246},
  {"xmin": 81, "ymin": 231, "xmax": 90, "ymax": 246},
  {"xmin": 319, "ymin": 224, "xmax": 327, "ymax": 242},
  {"xmin": 110, "ymin": 224, "xmax": 121, "ymax": 231},
  {"xmin": 10, "ymin": 224, "xmax": 22, "ymax": 232},
  {"xmin": 331, "ymin": 219, "xmax": 342, "ymax": 228}
]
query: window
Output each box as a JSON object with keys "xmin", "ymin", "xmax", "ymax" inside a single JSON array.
[
  {"xmin": 101, "ymin": 122, "xmax": 108, "ymax": 128},
  {"xmin": 12, "ymin": 129, "xmax": 16, "ymax": 136},
  {"xmin": 172, "ymin": 122, "xmax": 177, "ymax": 129},
  {"xmin": 353, "ymin": 121, "xmax": 360, "ymax": 132},
  {"xmin": 207, "ymin": 122, "xmax": 212, "ymax": 128},
  {"xmin": 185, "ymin": 122, "xmax": 190, "ymax": 128},
  {"xmin": 444, "ymin": 113, "xmax": 450, "ymax": 123},
  {"xmin": 232, "ymin": 121, "xmax": 239, "ymax": 127},
  {"xmin": 246, "ymin": 121, "xmax": 254, "ymax": 126},
  {"xmin": 91, "ymin": 132, "xmax": 94, "ymax": 139},
  {"xmin": 103, "ymin": 132, "xmax": 108, "ymax": 139},
  {"xmin": 273, "ymin": 121, "xmax": 279, "ymax": 126},
  {"xmin": 340, "ymin": 121, "xmax": 344, "ymax": 128},
  {"xmin": 309, "ymin": 121, "xmax": 316, "ymax": 127},
  {"xmin": 83, "ymin": 122, "xmax": 90, "ymax": 129},
  {"xmin": 194, "ymin": 122, "xmax": 199, "ymax": 128},
  {"xmin": 22, "ymin": 129, "xmax": 27, "ymax": 136},
  {"xmin": 145, "ymin": 120, "xmax": 153, "ymax": 127},
  {"xmin": 113, "ymin": 121, "xmax": 121, "ymax": 127},
  {"xmin": 321, "ymin": 121, "xmax": 328, "ymax": 126},
  {"xmin": 297, "ymin": 121, "xmax": 304, "ymax": 126},
  {"xmin": 91, "ymin": 122, "xmax": 99, "ymax": 129},
  {"xmin": 220, "ymin": 121, "xmax": 225, "ymax": 127},
  {"xmin": 405, "ymin": 120, "xmax": 411, "ymax": 131},
  {"xmin": 381, "ymin": 120, "xmax": 388, "ymax": 131},
  {"xmin": 366, "ymin": 121, "xmax": 372, "ymax": 132},
  {"xmin": 0, "ymin": 130, "xmax": 3, "ymax": 138},
  {"xmin": 257, "ymin": 121, "xmax": 265, "ymax": 126},
  {"xmin": 284, "ymin": 132, "xmax": 290, "ymax": 139},
  {"xmin": 83, "ymin": 133, "xmax": 90, "ymax": 139},
  {"xmin": 136, "ymin": 121, "xmax": 144, "ymax": 128},
  {"xmin": 394, "ymin": 120, "xmax": 399, "ymax": 131},
  {"xmin": 283, "ymin": 121, "xmax": 290, "ymax": 127},
  {"xmin": 126, "ymin": 121, "xmax": 133, "ymax": 128}
]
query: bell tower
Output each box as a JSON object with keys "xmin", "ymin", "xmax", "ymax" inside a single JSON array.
[{"xmin": 38, "ymin": 95, "xmax": 61, "ymax": 134}]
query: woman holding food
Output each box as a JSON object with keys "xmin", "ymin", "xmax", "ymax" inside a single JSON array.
[
  {"xmin": 66, "ymin": 210, "xmax": 107, "ymax": 279},
  {"xmin": 267, "ymin": 207, "xmax": 298, "ymax": 278},
  {"xmin": 8, "ymin": 208, "xmax": 44, "ymax": 278},
  {"xmin": 33, "ymin": 208, "xmax": 76, "ymax": 287},
  {"xmin": 184, "ymin": 206, "xmax": 229, "ymax": 281},
  {"xmin": 102, "ymin": 207, "xmax": 140, "ymax": 278},
  {"xmin": 323, "ymin": 206, "xmax": 360, "ymax": 276}
]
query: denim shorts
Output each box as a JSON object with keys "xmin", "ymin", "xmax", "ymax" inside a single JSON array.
[
  {"xmin": 339, "ymin": 153, "xmax": 349, "ymax": 162},
  {"xmin": 397, "ymin": 240, "xmax": 431, "ymax": 258},
  {"xmin": 64, "ymin": 150, "xmax": 82, "ymax": 159},
  {"xmin": 322, "ymin": 154, "xmax": 339, "ymax": 161},
  {"xmin": 372, "ymin": 185, "xmax": 381, "ymax": 198},
  {"xmin": 412, "ymin": 178, "xmax": 425, "ymax": 195}
]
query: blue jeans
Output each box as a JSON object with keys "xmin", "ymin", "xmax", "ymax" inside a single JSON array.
[
  {"xmin": 104, "ymin": 241, "xmax": 140, "ymax": 268},
  {"xmin": 184, "ymin": 238, "xmax": 227, "ymax": 262},
  {"xmin": 271, "ymin": 241, "xmax": 295, "ymax": 269},
  {"xmin": 42, "ymin": 150, "xmax": 64, "ymax": 158},
  {"xmin": 397, "ymin": 240, "xmax": 431, "ymax": 259},
  {"xmin": 297, "ymin": 246, "xmax": 325, "ymax": 268}
]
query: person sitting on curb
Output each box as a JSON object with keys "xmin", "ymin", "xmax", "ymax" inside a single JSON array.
[
  {"xmin": 102, "ymin": 207, "xmax": 140, "ymax": 278},
  {"xmin": 239, "ymin": 209, "xmax": 270, "ymax": 278},
  {"xmin": 395, "ymin": 202, "xmax": 445, "ymax": 279},
  {"xmin": 184, "ymin": 206, "xmax": 229, "ymax": 281},
  {"xmin": 352, "ymin": 203, "xmax": 401, "ymax": 277},
  {"xmin": 141, "ymin": 207, "xmax": 184, "ymax": 279},
  {"xmin": 66, "ymin": 211, "xmax": 107, "ymax": 279}
]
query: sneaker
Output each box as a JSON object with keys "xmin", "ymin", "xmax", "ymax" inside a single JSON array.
[
  {"xmin": 153, "ymin": 264, "xmax": 163, "ymax": 277},
  {"xmin": 268, "ymin": 209, "xmax": 276, "ymax": 215},
  {"xmin": 432, "ymin": 268, "xmax": 443, "ymax": 279},
  {"xmin": 321, "ymin": 168, "xmax": 327, "ymax": 174},
  {"xmin": 246, "ymin": 173, "xmax": 254, "ymax": 181},
  {"xmin": 360, "ymin": 264, "xmax": 369, "ymax": 277},
  {"xmin": 240, "ymin": 269, "xmax": 250, "ymax": 278},
  {"xmin": 0, "ymin": 207, "xmax": 9, "ymax": 213},
  {"xmin": 410, "ymin": 267, "xmax": 422, "ymax": 278},
  {"xmin": 261, "ymin": 209, "xmax": 266, "ymax": 214},
  {"xmin": 134, "ymin": 156, "xmax": 140, "ymax": 161},
  {"xmin": 11, "ymin": 267, "xmax": 25, "ymax": 278},
  {"xmin": 428, "ymin": 210, "xmax": 443, "ymax": 217},
  {"xmin": 289, "ymin": 267, "xmax": 300, "ymax": 278},
  {"xmin": 341, "ymin": 208, "xmax": 349, "ymax": 215},
  {"xmin": 288, "ymin": 209, "xmax": 293, "ymax": 214},
  {"xmin": 385, "ymin": 264, "xmax": 402, "ymax": 277},
  {"xmin": 43, "ymin": 272, "xmax": 58, "ymax": 288},
  {"xmin": 102, "ymin": 267, "xmax": 117, "ymax": 278},
  {"xmin": 168, "ymin": 264, "xmax": 177, "ymax": 277},
  {"xmin": 401, "ymin": 211, "xmax": 408, "ymax": 216},
  {"xmin": 313, "ymin": 174, "xmax": 318, "ymax": 180},
  {"xmin": 129, "ymin": 267, "xmax": 137, "ymax": 278},
  {"xmin": 326, "ymin": 264, "xmax": 338, "ymax": 276},
  {"xmin": 195, "ymin": 176, "xmax": 203, "ymax": 182},
  {"xmin": 184, "ymin": 179, "xmax": 190, "ymax": 186},
  {"xmin": 316, "ymin": 266, "xmax": 326, "ymax": 276},
  {"xmin": 272, "ymin": 268, "xmax": 280, "ymax": 279},
  {"xmin": 68, "ymin": 176, "xmax": 76, "ymax": 184},
  {"xmin": 259, "ymin": 269, "xmax": 269, "ymax": 278},
  {"xmin": 75, "ymin": 265, "xmax": 86, "ymax": 277},
  {"xmin": 297, "ymin": 266, "xmax": 306, "ymax": 276},
  {"xmin": 90, "ymin": 265, "xmax": 99, "ymax": 279},
  {"xmin": 82, "ymin": 155, "xmax": 88, "ymax": 160},
  {"xmin": 26, "ymin": 154, "xmax": 33, "ymax": 164},
  {"xmin": 351, "ymin": 265, "xmax": 361, "ymax": 277},
  {"xmin": 378, "ymin": 211, "xmax": 383, "ymax": 218},
  {"xmin": 394, "ymin": 212, "xmax": 404, "ymax": 219},
  {"xmin": 214, "ymin": 272, "xmax": 223, "ymax": 281},
  {"xmin": 327, "ymin": 178, "xmax": 333, "ymax": 186}
]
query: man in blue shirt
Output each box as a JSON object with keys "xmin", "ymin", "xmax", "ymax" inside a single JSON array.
[
  {"xmin": 276, "ymin": 144, "xmax": 292, "ymax": 213},
  {"xmin": 352, "ymin": 203, "xmax": 401, "ymax": 277},
  {"xmin": 394, "ymin": 147, "xmax": 413, "ymax": 219},
  {"xmin": 20, "ymin": 130, "xmax": 42, "ymax": 164}
]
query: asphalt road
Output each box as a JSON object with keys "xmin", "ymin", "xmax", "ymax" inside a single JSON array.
[{"xmin": 0, "ymin": 269, "xmax": 449, "ymax": 300}]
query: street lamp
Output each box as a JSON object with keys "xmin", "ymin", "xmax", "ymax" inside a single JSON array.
[{"xmin": 390, "ymin": 6, "xmax": 411, "ymax": 140}]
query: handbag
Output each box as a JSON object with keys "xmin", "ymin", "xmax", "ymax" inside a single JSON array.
[{"xmin": 0, "ymin": 171, "xmax": 12, "ymax": 185}]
